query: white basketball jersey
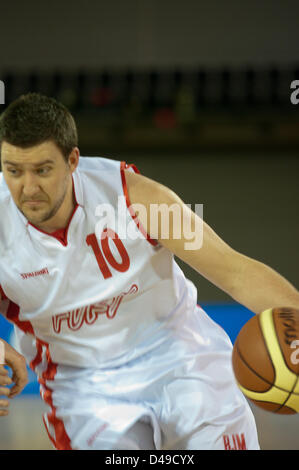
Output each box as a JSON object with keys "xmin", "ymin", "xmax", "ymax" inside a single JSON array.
[{"xmin": 0, "ymin": 156, "xmax": 198, "ymax": 373}]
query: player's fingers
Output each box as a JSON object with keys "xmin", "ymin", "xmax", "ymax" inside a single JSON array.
[
  {"xmin": 5, "ymin": 359, "xmax": 27, "ymax": 397},
  {"xmin": 0, "ymin": 399, "xmax": 9, "ymax": 408},
  {"xmin": 0, "ymin": 365, "xmax": 9, "ymax": 376},
  {"xmin": 0, "ymin": 387, "xmax": 10, "ymax": 416},
  {"xmin": 9, "ymin": 367, "xmax": 28, "ymax": 397},
  {"xmin": 0, "ymin": 373, "xmax": 13, "ymax": 386},
  {"xmin": 0, "ymin": 365, "xmax": 13, "ymax": 387},
  {"xmin": 0, "ymin": 387, "xmax": 11, "ymax": 397},
  {"xmin": 8, "ymin": 372, "xmax": 28, "ymax": 398},
  {"xmin": 0, "ymin": 398, "xmax": 9, "ymax": 416},
  {"xmin": 1, "ymin": 341, "xmax": 28, "ymax": 397}
]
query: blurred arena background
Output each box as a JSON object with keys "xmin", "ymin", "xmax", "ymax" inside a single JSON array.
[{"xmin": 0, "ymin": 0, "xmax": 299, "ymax": 450}]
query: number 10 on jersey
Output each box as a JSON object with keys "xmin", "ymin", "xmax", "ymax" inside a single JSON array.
[{"xmin": 86, "ymin": 228, "xmax": 130, "ymax": 279}]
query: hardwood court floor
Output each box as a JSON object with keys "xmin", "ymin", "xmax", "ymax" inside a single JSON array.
[
  {"xmin": 0, "ymin": 396, "xmax": 298, "ymax": 450},
  {"xmin": 0, "ymin": 396, "xmax": 53, "ymax": 450}
]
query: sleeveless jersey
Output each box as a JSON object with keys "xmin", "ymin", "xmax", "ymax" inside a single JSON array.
[
  {"xmin": 0, "ymin": 156, "xmax": 261, "ymax": 451},
  {"xmin": 0, "ymin": 156, "xmax": 198, "ymax": 373}
]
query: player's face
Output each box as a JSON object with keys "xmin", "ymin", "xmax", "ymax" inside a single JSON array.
[{"xmin": 1, "ymin": 140, "xmax": 79, "ymax": 229}]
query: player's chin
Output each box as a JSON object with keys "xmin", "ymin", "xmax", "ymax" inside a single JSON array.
[
  {"xmin": 23, "ymin": 210, "xmax": 49, "ymax": 225},
  {"xmin": 22, "ymin": 203, "xmax": 47, "ymax": 216}
]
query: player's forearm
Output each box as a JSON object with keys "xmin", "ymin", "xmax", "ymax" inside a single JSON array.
[{"xmin": 229, "ymin": 254, "xmax": 299, "ymax": 314}]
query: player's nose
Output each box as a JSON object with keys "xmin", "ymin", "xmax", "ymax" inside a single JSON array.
[{"xmin": 21, "ymin": 172, "xmax": 41, "ymax": 198}]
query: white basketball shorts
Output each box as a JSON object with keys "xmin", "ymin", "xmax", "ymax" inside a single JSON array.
[{"xmin": 40, "ymin": 306, "xmax": 260, "ymax": 450}]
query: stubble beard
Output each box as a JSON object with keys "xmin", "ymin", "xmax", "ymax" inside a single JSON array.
[{"xmin": 20, "ymin": 176, "xmax": 70, "ymax": 227}]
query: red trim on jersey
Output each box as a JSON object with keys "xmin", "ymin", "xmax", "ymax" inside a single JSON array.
[
  {"xmin": 6, "ymin": 300, "xmax": 35, "ymax": 335},
  {"xmin": 28, "ymin": 176, "xmax": 79, "ymax": 247},
  {"xmin": 120, "ymin": 161, "xmax": 158, "ymax": 247},
  {"xmin": 30, "ymin": 340, "xmax": 43, "ymax": 371},
  {"xmin": 48, "ymin": 226, "xmax": 70, "ymax": 246},
  {"xmin": 0, "ymin": 285, "xmax": 34, "ymax": 334},
  {"xmin": 0, "ymin": 284, "xmax": 8, "ymax": 300},
  {"xmin": 31, "ymin": 338, "xmax": 72, "ymax": 450}
]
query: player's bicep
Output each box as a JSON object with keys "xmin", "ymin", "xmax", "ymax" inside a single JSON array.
[
  {"xmin": 151, "ymin": 191, "xmax": 239, "ymax": 294},
  {"xmin": 125, "ymin": 169, "xmax": 240, "ymax": 294},
  {"xmin": 176, "ymin": 212, "xmax": 241, "ymax": 294}
]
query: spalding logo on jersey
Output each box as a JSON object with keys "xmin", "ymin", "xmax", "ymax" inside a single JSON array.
[{"xmin": 52, "ymin": 284, "xmax": 138, "ymax": 333}]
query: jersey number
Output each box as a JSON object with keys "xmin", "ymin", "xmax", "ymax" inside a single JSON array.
[{"xmin": 86, "ymin": 228, "xmax": 130, "ymax": 279}]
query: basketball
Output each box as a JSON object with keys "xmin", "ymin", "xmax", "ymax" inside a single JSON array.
[{"xmin": 232, "ymin": 307, "xmax": 299, "ymax": 414}]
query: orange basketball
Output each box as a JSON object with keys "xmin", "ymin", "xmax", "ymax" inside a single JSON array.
[{"xmin": 232, "ymin": 307, "xmax": 299, "ymax": 414}]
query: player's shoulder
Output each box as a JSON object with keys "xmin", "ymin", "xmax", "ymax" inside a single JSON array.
[
  {"xmin": 77, "ymin": 155, "xmax": 121, "ymax": 173},
  {"xmin": 75, "ymin": 156, "xmax": 125, "ymax": 201},
  {"xmin": 0, "ymin": 173, "xmax": 15, "ymax": 253},
  {"xmin": 0, "ymin": 172, "xmax": 11, "ymax": 205},
  {"xmin": 123, "ymin": 167, "xmax": 170, "ymax": 194}
]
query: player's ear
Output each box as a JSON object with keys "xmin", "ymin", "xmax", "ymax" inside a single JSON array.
[{"xmin": 67, "ymin": 147, "xmax": 80, "ymax": 173}]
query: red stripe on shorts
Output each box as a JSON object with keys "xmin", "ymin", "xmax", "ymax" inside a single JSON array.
[{"xmin": 31, "ymin": 338, "xmax": 72, "ymax": 450}]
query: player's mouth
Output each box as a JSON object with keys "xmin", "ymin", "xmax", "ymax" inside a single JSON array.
[{"xmin": 22, "ymin": 200, "xmax": 47, "ymax": 207}]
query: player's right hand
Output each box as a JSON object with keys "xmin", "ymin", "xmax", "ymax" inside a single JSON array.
[
  {"xmin": 0, "ymin": 364, "xmax": 12, "ymax": 416},
  {"xmin": 0, "ymin": 339, "xmax": 28, "ymax": 415}
]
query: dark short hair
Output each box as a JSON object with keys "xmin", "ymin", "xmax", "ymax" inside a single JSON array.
[{"xmin": 0, "ymin": 93, "xmax": 78, "ymax": 161}]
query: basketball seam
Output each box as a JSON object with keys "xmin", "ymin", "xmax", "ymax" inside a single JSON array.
[
  {"xmin": 275, "ymin": 374, "xmax": 299, "ymax": 413},
  {"xmin": 235, "ymin": 339, "xmax": 274, "ymax": 392},
  {"xmin": 236, "ymin": 313, "xmax": 277, "ymax": 390},
  {"xmin": 257, "ymin": 312, "xmax": 277, "ymax": 386},
  {"xmin": 235, "ymin": 339, "xmax": 299, "ymax": 397},
  {"xmin": 249, "ymin": 399, "xmax": 283, "ymax": 413}
]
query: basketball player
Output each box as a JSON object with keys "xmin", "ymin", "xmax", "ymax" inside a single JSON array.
[{"xmin": 0, "ymin": 93, "xmax": 298, "ymax": 450}]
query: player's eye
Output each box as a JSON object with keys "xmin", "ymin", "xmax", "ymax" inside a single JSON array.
[
  {"xmin": 36, "ymin": 167, "xmax": 51, "ymax": 175},
  {"xmin": 7, "ymin": 168, "xmax": 20, "ymax": 176}
]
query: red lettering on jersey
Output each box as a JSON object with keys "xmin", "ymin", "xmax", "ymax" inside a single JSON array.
[
  {"xmin": 52, "ymin": 284, "xmax": 138, "ymax": 333},
  {"xmin": 68, "ymin": 307, "xmax": 87, "ymax": 331},
  {"xmin": 236, "ymin": 433, "xmax": 247, "ymax": 450},
  {"xmin": 86, "ymin": 229, "xmax": 130, "ymax": 280},
  {"xmin": 87, "ymin": 423, "xmax": 109, "ymax": 447},
  {"xmin": 223, "ymin": 435, "xmax": 231, "ymax": 450},
  {"xmin": 86, "ymin": 233, "xmax": 112, "ymax": 279},
  {"xmin": 223, "ymin": 433, "xmax": 247, "ymax": 450},
  {"xmin": 101, "ymin": 228, "xmax": 130, "ymax": 273},
  {"xmin": 52, "ymin": 312, "xmax": 69, "ymax": 334},
  {"xmin": 20, "ymin": 268, "xmax": 49, "ymax": 280}
]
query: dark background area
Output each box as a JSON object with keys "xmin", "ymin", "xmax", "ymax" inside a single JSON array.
[{"xmin": 1, "ymin": 0, "xmax": 299, "ymax": 69}]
